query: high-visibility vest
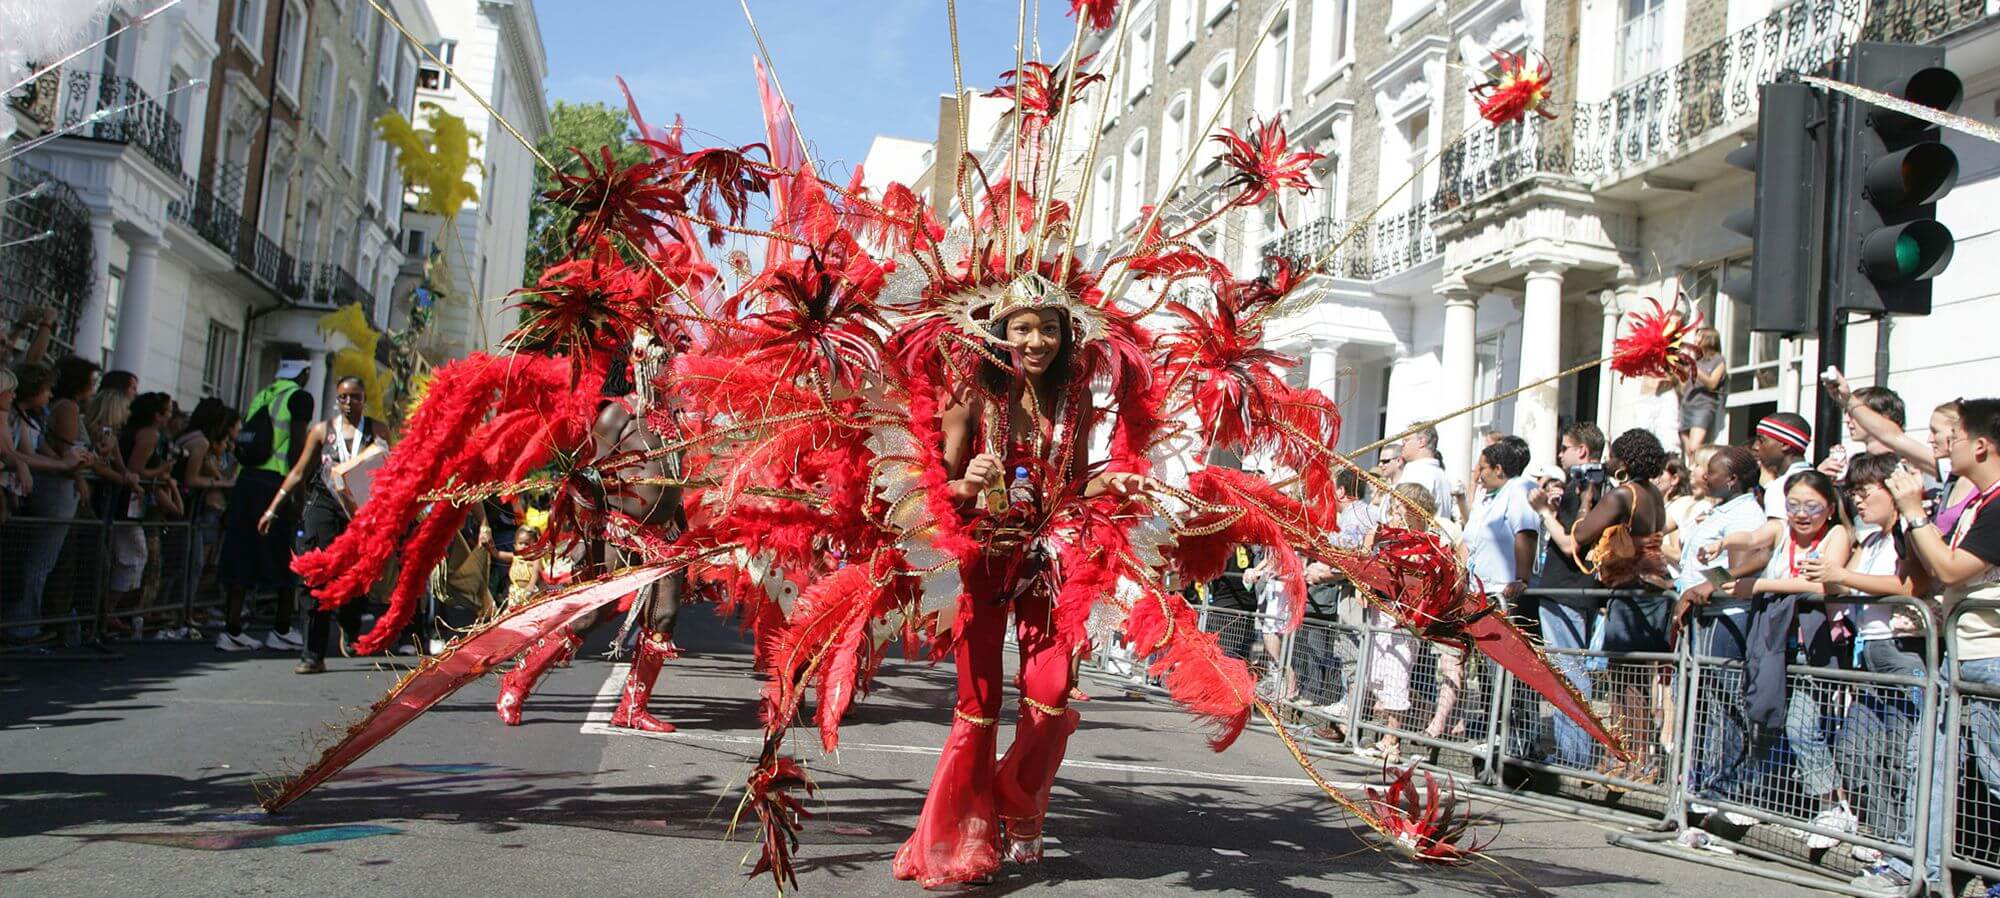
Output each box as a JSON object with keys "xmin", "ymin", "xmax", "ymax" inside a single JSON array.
[{"xmin": 248, "ymin": 379, "xmax": 302, "ymax": 475}]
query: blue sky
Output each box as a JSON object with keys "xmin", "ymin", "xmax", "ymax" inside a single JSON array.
[{"xmin": 540, "ymin": 1, "xmax": 1077, "ymax": 181}]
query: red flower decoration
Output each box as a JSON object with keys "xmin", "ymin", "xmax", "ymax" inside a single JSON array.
[
  {"xmin": 679, "ymin": 143, "xmax": 778, "ymax": 246},
  {"xmin": 743, "ymin": 252, "xmax": 888, "ymax": 391},
  {"xmin": 1161, "ymin": 288, "xmax": 1298, "ymax": 449},
  {"xmin": 1068, "ymin": 0, "xmax": 1117, "ymax": 30},
  {"xmin": 1471, "ymin": 50, "xmax": 1557, "ymax": 126},
  {"xmin": 989, "ymin": 60, "xmax": 1104, "ymax": 132},
  {"xmin": 1213, "ymin": 116, "xmax": 1323, "ymax": 226},
  {"xmin": 1610, "ymin": 298, "xmax": 1703, "ymax": 381},
  {"xmin": 543, "ymin": 146, "xmax": 686, "ymax": 254},
  {"xmin": 1364, "ymin": 762, "xmax": 1496, "ymax": 864},
  {"xmin": 507, "ymin": 247, "xmax": 655, "ymax": 369}
]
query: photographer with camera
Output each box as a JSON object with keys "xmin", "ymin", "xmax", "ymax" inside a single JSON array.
[{"xmin": 1530, "ymin": 424, "xmax": 1607, "ymax": 763}]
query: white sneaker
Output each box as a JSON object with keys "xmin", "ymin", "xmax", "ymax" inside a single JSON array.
[
  {"xmin": 1723, "ymin": 811, "xmax": 1759, "ymax": 827},
  {"xmin": 1318, "ymin": 701, "xmax": 1348, "ymax": 719},
  {"xmin": 215, "ymin": 632, "xmax": 260, "ymax": 652},
  {"xmin": 265, "ymin": 629, "xmax": 304, "ymax": 651},
  {"xmin": 155, "ymin": 626, "xmax": 190, "ymax": 641},
  {"xmin": 1806, "ymin": 802, "xmax": 1858, "ymax": 850},
  {"xmin": 1851, "ymin": 844, "xmax": 1883, "ymax": 864}
]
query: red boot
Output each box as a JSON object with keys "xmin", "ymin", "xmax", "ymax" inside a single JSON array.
[
  {"xmin": 610, "ymin": 629, "xmax": 678, "ymax": 733},
  {"xmin": 495, "ymin": 630, "xmax": 581, "ymax": 726}
]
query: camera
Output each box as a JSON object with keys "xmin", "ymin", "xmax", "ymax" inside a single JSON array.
[{"xmin": 1568, "ymin": 462, "xmax": 1608, "ymax": 488}]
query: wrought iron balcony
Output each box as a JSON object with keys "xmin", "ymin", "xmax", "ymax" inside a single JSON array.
[
  {"xmin": 0, "ymin": 163, "xmax": 92, "ymax": 357},
  {"xmin": 5, "ymin": 68, "xmax": 60, "ymax": 134},
  {"xmin": 291, "ymin": 261, "xmax": 373, "ymax": 316},
  {"xmin": 1858, "ymin": 0, "xmax": 1991, "ymax": 43},
  {"xmin": 167, "ymin": 175, "xmax": 245, "ymax": 258},
  {"xmin": 48, "ymin": 69, "xmax": 185, "ymax": 176},
  {"xmin": 1433, "ymin": 116, "xmax": 1571, "ymax": 216},
  {"xmin": 1569, "ymin": 0, "xmax": 1856, "ymax": 184},
  {"xmin": 1261, "ymin": 204, "xmax": 1439, "ymax": 283}
]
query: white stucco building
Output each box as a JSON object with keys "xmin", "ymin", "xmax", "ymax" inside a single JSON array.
[{"xmin": 403, "ymin": 0, "xmax": 547, "ymax": 358}]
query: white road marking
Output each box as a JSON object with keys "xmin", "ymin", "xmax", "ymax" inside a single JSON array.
[{"xmin": 580, "ymin": 667, "xmax": 1366, "ymax": 791}]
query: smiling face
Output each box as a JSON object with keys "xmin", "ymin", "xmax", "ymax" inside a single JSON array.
[
  {"xmin": 1784, "ymin": 480, "xmax": 1833, "ymax": 539},
  {"xmin": 1702, "ymin": 455, "xmax": 1738, "ymax": 500},
  {"xmin": 1001, "ymin": 308, "xmax": 1065, "ymax": 379}
]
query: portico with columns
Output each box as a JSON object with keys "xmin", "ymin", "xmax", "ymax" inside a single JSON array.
[{"xmin": 1426, "ymin": 181, "xmax": 1636, "ymax": 474}]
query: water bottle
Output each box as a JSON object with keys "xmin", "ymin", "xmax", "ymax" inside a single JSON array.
[{"xmin": 1007, "ymin": 466, "xmax": 1034, "ymax": 508}]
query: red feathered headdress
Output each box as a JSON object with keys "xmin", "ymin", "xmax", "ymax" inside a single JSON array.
[
  {"xmin": 1610, "ymin": 297, "xmax": 1703, "ymax": 381},
  {"xmin": 1471, "ymin": 50, "xmax": 1557, "ymax": 126}
]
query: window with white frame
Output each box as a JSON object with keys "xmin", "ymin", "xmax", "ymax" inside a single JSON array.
[
  {"xmin": 1682, "ymin": 257, "xmax": 1781, "ymax": 401},
  {"xmin": 396, "ymin": 47, "xmax": 417, "ymax": 113},
  {"xmin": 1091, "ymin": 160, "xmax": 1117, "ymax": 246},
  {"xmin": 375, "ymin": 15, "xmax": 396, "ymax": 90},
  {"xmin": 330, "ymin": 225, "xmax": 350, "ymax": 270},
  {"xmin": 1308, "ymin": 154, "xmax": 1338, "ymax": 222},
  {"xmin": 166, "ymin": 68, "xmax": 193, "ymax": 136},
  {"xmin": 1617, "ymin": 0, "xmax": 1668, "ymax": 85},
  {"xmin": 311, "ymin": 52, "xmax": 336, "ymax": 136},
  {"xmin": 233, "ymin": 0, "xmax": 266, "ymax": 54},
  {"xmin": 1167, "ymin": 0, "xmax": 1196, "ymax": 59},
  {"xmin": 1473, "ymin": 331, "xmax": 1503, "ymax": 431},
  {"xmin": 1307, "ymin": 0, "xmax": 1349, "ymax": 85},
  {"xmin": 277, "ymin": 0, "xmax": 306, "ymax": 99},
  {"xmin": 365, "ymin": 141, "xmax": 386, "ymax": 212},
  {"xmin": 418, "ymin": 39, "xmax": 456, "ymax": 91},
  {"xmin": 1158, "ymin": 92, "xmax": 1190, "ymax": 195},
  {"xmin": 351, "ymin": 0, "xmax": 370, "ymax": 46},
  {"xmin": 203, "ymin": 321, "xmax": 240, "ymax": 400},
  {"xmin": 298, "ymin": 198, "xmax": 321, "ymax": 269},
  {"xmin": 340, "ymin": 85, "xmax": 363, "ymax": 171},
  {"xmin": 1197, "ymin": 53, "xmax": 1234, "ymax": 169},
  {"xmin": 260, "ymin": 170, "xmax": 290, "ymax": 241},
  {"xmin": 101, "ymin": 268, "xmax": 123, "ymax": 369},
  {"xmin": 1119, "ymin": 131, "xmax": 1148, "ymax": 228},
  {"xmin": 1127, "ymin": 19, "xmax": 1155, "ymax": 107},
  {"xmin": 100, "ymin": 13, "xmax": 128, "ymax": 81},
  {"xmin": 381, "ymin": 146, "xmax": 401, "ymax": 212},
  {"xmin": 1253, "ymin": 6, "xmax": 1291, "ymax": 119},
  {"xmin": 1402, "ymin": 109, "xmax": 1431, "ymax": 213}
]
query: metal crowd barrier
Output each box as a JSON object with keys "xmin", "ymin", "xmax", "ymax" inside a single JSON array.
[
  {"xmin": 1, "ymin": 477, "xmax": 224, "ymax": 654},
  {"xmin": 1078, "ymin": 588, "xmax": 1978, "ymax": 897}
]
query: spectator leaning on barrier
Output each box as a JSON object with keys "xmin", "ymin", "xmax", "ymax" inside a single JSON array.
[
  {"xmin": 1671, "ymin": 446, "xmax": 1769, "ymax": 802},
  {"xmin": 1814, "ymin": 452, "xmax": 1936, "ymax": 882},
  {"xmin": 4, "ymin": 358, "xmax": 97, "ymax": 646},
  {"xmin": 1740, "ymin": 412, "xmax": 1815, "ymax": 553},
  {"xmin": 1724, "ymin": 469, "xmax": 1856, "ymax": 848},
  {"xmin": 1399, "ymin": 426, "xmax": 1461, "ymax": 525}
]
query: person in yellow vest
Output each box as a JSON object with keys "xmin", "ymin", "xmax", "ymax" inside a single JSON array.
[{"xmin": 213, "ymin": 354, "xmax": 316, "ymax": 652}]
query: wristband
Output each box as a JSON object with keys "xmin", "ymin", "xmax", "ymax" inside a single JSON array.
[{"xmin": 1901, "ymin": 512, "xmax": 1932, "ymax": 532}]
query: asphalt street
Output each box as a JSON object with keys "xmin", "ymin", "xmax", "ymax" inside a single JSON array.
[{"xmin": 0, "ymin": 606, "xmax": 1823, "ymax": 896}]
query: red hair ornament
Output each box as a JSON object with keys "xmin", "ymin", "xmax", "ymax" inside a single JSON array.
[{"xmin": 1610, "ymin": 298, "xmax": 1703, "ymax": 381}]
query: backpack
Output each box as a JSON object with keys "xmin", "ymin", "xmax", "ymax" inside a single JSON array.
[{"xmin": 236, "ymin": 404, "xmax": 278, "ymax": 468}]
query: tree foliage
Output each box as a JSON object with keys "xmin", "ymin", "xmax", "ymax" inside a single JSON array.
[{"xmin": 525, "ymin": 100, "xmax": 651, "ymax": 284}]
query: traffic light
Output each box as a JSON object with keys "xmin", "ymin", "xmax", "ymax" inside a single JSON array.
[
  {"xmin": 1723, "ymin": 82, "xmax": 1823, "ymax": 334},
  {"xmin": 1833, "ymin": 42, "xmax": 1962, "ymax": 316}
]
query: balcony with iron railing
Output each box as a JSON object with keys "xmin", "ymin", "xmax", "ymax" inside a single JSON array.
[
  {"xmin": 1260, "ymin": 202, "xmax": 1440, "ymax": 282},
  {"xmin": 167, "ymin": 174, "xmax": 245, "ymax": 258},
  {"xmin": 1430, "ymin": 0, "xmax": 1991, "ymax": 214},
  {"xmin": 39, "ymin": 68, "xmax": 186, "ymax": 177}
]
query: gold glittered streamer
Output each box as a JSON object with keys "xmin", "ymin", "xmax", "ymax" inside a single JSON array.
[{"xmin": 1803, "ymin": 74, "xmax": 2000, "ymax": 146}]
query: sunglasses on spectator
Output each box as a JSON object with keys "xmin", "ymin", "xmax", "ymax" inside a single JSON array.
[{"xmin": 1786, "ymin": 500, "xmax": 1828, "ymax": 516}]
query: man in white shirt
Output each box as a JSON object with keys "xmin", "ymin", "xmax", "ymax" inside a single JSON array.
[
  {"xmin": 1398, "ymin": 425, "xmax": 1461, "ymax": 524},
  {"xmin": 1670, "ymin": 445, "xmax": 1772, "ymax": 806}
]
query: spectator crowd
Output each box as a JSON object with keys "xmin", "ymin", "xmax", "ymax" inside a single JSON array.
[{"xmin": 1184, "ymin": 361, "xmax": 2000, "ymax": 893}]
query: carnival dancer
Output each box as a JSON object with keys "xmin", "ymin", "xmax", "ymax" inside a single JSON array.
[
  {"xmin": 257, "ymin": 375, "xmax": 393, "ymax": 671},
  {"xmin": 892, "ymin": 284, "xmax": 1154, "ymax": 886},
  {"xmin": 495, "ymin": 330, "xmax": 689, "ymax": 731}
]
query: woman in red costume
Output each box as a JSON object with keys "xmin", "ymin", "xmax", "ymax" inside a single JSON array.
[{"xmin": 893, "ymin": 291, "xmax": 1152, "ymax": 887}]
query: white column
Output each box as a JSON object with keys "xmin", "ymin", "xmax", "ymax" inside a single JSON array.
[
  {"xmin": 1596, "ymin": 287, "xmax": 1622, "ymax": 428},
  {"xmin": 1511, "ymin": 255, "xmax": 1572, "ymax": 468},
  {"xmin": 1437, "ymin": 278, "xmax": 1479, "ymax": 482},
  {"xmin": 1305, "ymin": 337, "xmax": 1341, "ymax": 399},
  {"xmin": 111, "ymin": 235, "xmax": 161, "ymax": 377},
  {"xmin": 76, "ymin": 213, "xmax": 115, "ymax": 363}
]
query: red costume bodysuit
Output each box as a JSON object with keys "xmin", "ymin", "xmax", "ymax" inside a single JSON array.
[{"xmin": 894, "ymin": 428, "xmax": 1082, "ymax": 886}]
